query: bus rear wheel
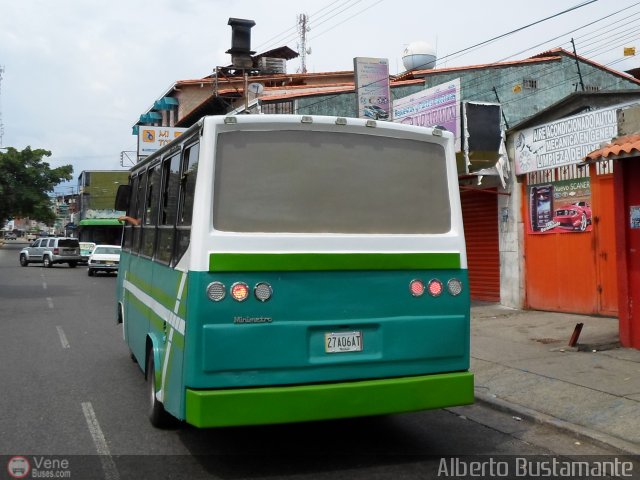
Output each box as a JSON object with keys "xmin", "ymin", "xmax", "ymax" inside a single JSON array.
[{"xmin": 146, "ymin": 354, "xmax": 173, "ymax": 428}]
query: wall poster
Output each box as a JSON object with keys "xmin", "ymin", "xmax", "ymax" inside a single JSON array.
[{"xmin": 527, "ymin": 178, "xmax": 592, "ymax": 234}]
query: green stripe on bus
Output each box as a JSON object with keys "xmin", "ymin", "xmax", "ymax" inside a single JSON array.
[
  {"xmin": 209, "ymin": 252, "xmax": 460, "ymax": 272},
  {"xmin": 185, "ymin": 371, "xmax": 474, "ymax": 427}
]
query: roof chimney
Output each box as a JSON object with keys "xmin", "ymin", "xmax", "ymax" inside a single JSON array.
[{"xmin": 226, "ymin": 18, "xmax": 256, "ymax": 69}]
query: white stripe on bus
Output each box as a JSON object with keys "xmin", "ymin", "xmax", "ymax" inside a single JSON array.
[
  {"xmin": 159, "ymin": 272, "xmax": 186, "ymax": 401},
  {"xmin": 123, "ymin": 279, "xmax": 185, "ymax": 335}
]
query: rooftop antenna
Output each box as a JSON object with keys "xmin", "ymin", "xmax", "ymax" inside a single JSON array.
[{"xmin": 297, "ymin": 14, "xmax": 310, "ymax": 73}]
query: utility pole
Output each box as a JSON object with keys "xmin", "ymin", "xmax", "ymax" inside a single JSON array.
[
  {"xmin": 297, "ymin": 14, "xmax": 310, "ymax": 74},
  {"xmin": 571, "ymin": 38, "xmax": 585, "ymax": 92},
  {"xmin": 492, "ymin": 86, "xmax": 509, "ymax": 130}
]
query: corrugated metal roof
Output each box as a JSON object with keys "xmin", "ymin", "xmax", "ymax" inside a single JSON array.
[{"xmin": 584, "ymin": 134, "xmax": 640, "ymax": 162}]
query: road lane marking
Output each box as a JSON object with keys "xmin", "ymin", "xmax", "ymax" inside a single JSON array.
[
  {"xmin": 56, "ymin": 326, "xmax": 70, "ymax": 348},
  {"xmin": 42, "ymin": 282, "xmax": 48, "ymax": 290},
  {"xmin": 46, "ymin": 297, "xmax": 54, "ymax": 309},
  {"xmin": 81, "ymin": 402, "xmax": 120, "ymax": 480}
]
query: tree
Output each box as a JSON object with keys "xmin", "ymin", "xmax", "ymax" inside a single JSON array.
[{"xmin": 0, "ymin": 147, "xmax": 73, "ymax": 225}]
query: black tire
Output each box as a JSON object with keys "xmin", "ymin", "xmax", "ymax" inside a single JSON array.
[
  {"xmin": 20, "ymin": 255, "xmax": 28, "ymax": 267},
  {"xmin": 88, "ymin": 268, "xmax": 94, "ymax": 277},
  {"xmin": 147, "ymin": 354, "xmax": 172, "ymax": 428},
  {"xmin": 43, "ymin": 256, "xmax": 52, "ymax": 268},
  {"xmin": 68, "ymin": 261, "xmax": 77, "ymax": 268}
]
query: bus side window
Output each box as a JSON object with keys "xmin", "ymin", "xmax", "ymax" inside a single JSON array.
[
  {"xmin": 122, "ymin": 175, "xmax": 139, "ymax": 251},
  {"xmin": 132, "ymin": 171, "xmax": 148, "ymax": 254},
  {"xmin": 174, "ymin": 142, "xmax": 199, "ymax": 266},
  {"xmin": 141, "ymin": 165, "xmax": 161, "ymax": 258},
  {"xmin": 157, "ymin": 153, "xmax": 180, "ymax": 265}
]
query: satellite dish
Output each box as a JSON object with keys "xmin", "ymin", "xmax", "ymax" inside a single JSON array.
[{"xmin": 248, "ymin": 82, "xmax": 264, "ymax": 95}]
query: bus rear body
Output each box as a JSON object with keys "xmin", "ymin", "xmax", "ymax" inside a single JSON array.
[{"xmin": 117, "ymin": 115, "xmax": 473, "ymax": 428}]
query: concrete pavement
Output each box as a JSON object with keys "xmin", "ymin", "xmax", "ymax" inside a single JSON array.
[{"xmin": 471, "ymin": 303, "xmax": 640, "ymax": 454}]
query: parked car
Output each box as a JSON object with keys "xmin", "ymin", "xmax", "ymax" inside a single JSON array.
[
  {"xmin": 87, "ymin": 245, "xmax": 121, "ymax": 276},
  {"xmin": 363, "ymin": 104, "xmax": 389, "ymax": 120},
  {"xmin": 25, "ymin": 233, "xmax": 37, "ymax": 241},
  {"xmin": 19, "ymin": 237, "xmax": 81, "ymax": 267},
  {"xmin": 4, "ymin": 232, "xmax": 17, "ymax": 240},
  {"xmin": 79, "ymin": 242, "xmax": 96, "ymax": 265},
  {"xmin": 553, "ymin": 201, "xmax": 592, "ymax": 231}
]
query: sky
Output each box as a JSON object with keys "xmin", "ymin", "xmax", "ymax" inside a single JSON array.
[{"xmin": 1, "ymin": 0, "xmax": 640, "ymax": 193}]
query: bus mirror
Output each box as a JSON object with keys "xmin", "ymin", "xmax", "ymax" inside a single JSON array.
[{"xmin": 115, "ymin": 184, "xmax": 131, "ymax": 211}]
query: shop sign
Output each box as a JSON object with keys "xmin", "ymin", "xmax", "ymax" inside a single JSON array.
[
  {"xmin": 514, "ymin": 108, "xmax": 618, "ymax": 175},
  {"xmin": 393, "ymin": 78, "xmax": 461, "ymax": 152},
  {"xmin": 137, "ymin": 126, "xmax": 187, "ymax": 156},
  {"xmin": 527, "ymin": 178, "xmax": 592, "ymax": 234}
]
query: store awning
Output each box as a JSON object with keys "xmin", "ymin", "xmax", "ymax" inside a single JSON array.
[
  {"xmin": 154, "ymin": 97, "xmax": 179, "ymax": 110},
  {"xmin": 78, "ymin": 219, "xmax": 122, "ymax": 227},
  {"xmin": 583, "ymin": 133, "xmax": 640, "ymax": 163}
]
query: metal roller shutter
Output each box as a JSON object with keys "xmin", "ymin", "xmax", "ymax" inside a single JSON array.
[{"xmin": 460, "ymin": 189, "xmax": 500, "ymax": 302}]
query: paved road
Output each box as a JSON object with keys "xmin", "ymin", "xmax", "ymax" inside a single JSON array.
[{"xmin": 0, "ymin": 241, "xmax": 634, "ymax": 479}]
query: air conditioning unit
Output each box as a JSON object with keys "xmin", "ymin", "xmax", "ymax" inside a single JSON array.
[{"xmin": 258, "ymin": 57, "xmax": 287, "ymax": 74}]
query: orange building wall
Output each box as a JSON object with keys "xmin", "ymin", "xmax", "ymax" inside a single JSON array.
[{"xmin": 523, "ymin": 172, "xmax": 617, "ymax": 316}]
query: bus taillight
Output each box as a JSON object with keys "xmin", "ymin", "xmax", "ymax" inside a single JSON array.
[
  {"xmin": 206, "ymin": 282, "xmax": 226, "ymax": 302},
  {"xmin": 230, "ymin": 282, "xmax": 249, "ymax": 302},
  {"xmin": 409, "ymin": 279, "xmax": 425, "ymax": 297},
  {"xmin": 427, "ymin": 279, "xmax": 443, "ymax": 297},
  {"xmin": 447, "ymin": 278, "xmax": 463, "ymax": 296},
  {"xmin": 254, "ymin": 282, "xmax": 273, "ymax": 302}
]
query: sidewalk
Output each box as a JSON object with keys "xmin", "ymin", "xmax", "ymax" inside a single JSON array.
[{"xmin": 471, "ymin": 303, "xmax": 640, "ymax": 454}]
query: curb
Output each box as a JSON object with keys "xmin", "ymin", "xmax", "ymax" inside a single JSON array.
[{"xmin": 475, "ymin": 392, "xmax": 640, "ymax": 456}]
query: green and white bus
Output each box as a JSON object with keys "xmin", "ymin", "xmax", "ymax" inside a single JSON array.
[{"xmin": 115, "ymin": 114, "xmax": 473, "ymax": 428}]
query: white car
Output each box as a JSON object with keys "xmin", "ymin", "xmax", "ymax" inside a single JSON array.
[{"xmin": 87, "ymin": 245, "xmax": 121, "ymax": 276}]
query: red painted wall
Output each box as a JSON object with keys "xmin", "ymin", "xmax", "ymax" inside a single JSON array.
[{"xmin": 616, "ymin": 160, "xmax": 640, "ymax": 348}]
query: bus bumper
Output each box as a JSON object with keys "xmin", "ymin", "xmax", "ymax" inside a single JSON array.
[{"xmin": 185, "ymin": 371, "xmax": 474, "ymax": 428}]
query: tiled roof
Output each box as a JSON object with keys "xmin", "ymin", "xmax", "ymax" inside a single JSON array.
[
  {"xmin": 584, "ymin": 134, "xmax": 640, "ymax": 161},
  {"xmin": 531, "ymin": 48, "xmax": 640, "ymax": 86},
  {"xmin": 396, "ymin": 56, "xmax": 559, "ymax": 80}
]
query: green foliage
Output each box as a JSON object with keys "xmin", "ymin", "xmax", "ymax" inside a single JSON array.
[{"xmin": 0, "ymin": 146, "xmax": 73, "ymax": 225}]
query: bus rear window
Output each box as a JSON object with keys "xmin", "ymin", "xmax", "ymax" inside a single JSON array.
[{"xmin": 213, "ymin": 129, "xmax": 451, "ymax": 234}]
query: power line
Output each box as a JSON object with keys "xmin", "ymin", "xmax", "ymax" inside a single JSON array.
[
  {"xmin": 310, "ymin": 0, "xmax": 386, "ymax": 41},
  {"xmin": 431, "ymin": 0, "xmax": 599, "ymax": 68},
  {"xmin": 282, "ymin": 1, "xmax": 640, "ymax": 133},
  {"xmin": 254, "ymin": 0, "xmax": 359, "ymax": 52}
]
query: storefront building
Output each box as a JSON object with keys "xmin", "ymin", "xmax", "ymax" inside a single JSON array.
[{"xmin": 506, "ymin": 101, "xmax": 640, "ymax": 316}]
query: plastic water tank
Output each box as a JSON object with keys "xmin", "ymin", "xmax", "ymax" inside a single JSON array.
[{"xmin": 402, "ymin": 41, "xmax": 437, "ymax": 71}]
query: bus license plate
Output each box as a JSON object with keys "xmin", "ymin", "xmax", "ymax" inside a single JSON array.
[{"xmin": 325, "ymin": 331, "xmax": 362, "ymax": 353}]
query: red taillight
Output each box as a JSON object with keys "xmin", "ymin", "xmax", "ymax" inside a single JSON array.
[
  {"xmin": 409, "ymin": 279, "xmax": 425, "ymax": 297},
  {"xmin": 230, "ymin": 282, "xmax": 249, "ymax": 302},
  {"xmin": 53, "ymin": 248, "xmax": 59, "ymax": 255},
  {"xmin": 427, "ymin": 279, "xmax": 443, "ymax": 297}
]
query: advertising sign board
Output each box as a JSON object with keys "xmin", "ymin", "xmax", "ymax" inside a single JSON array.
[
  {"xmin": 527, "ymin": 178, "xmax": 592, "ymax": 234},
  {"xmin": 354, "ymin": 57, "xmax": 391, "ymax": 121},
  {"xmin": 137, "ymin": 126, "xmax": 188, "ymax": 157},
  {"xmin": 393, "ymin": 78, "xmax": 461, "ymax": 151},
  {"xmin": 514, "ymin": 108, "xmax": 618, "ymax": 175}
]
